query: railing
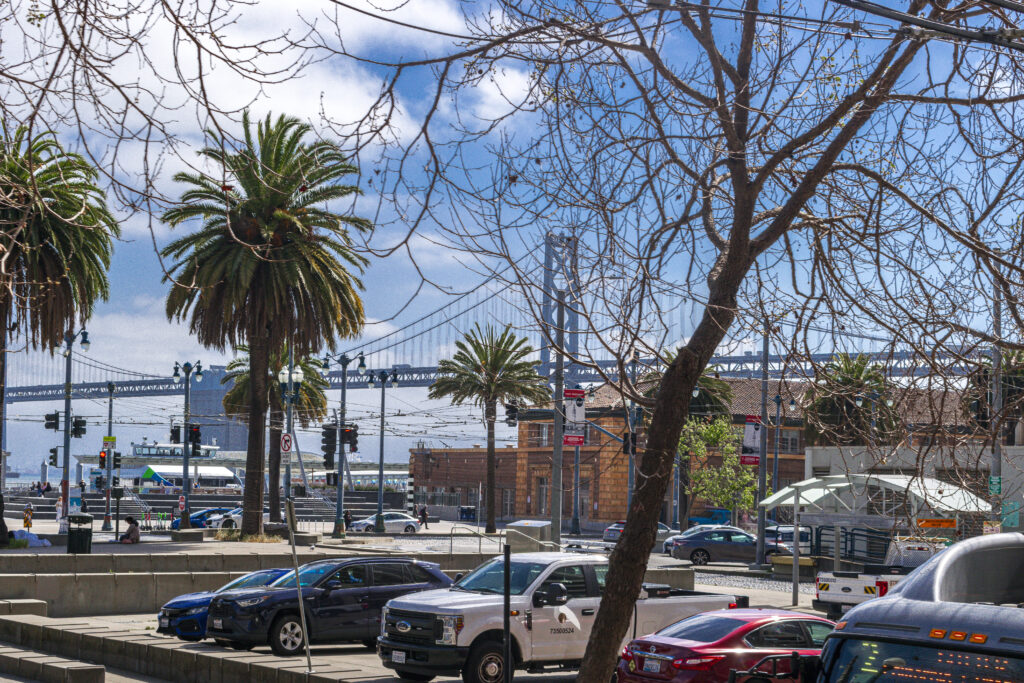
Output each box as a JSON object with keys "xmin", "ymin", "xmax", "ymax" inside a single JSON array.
[
  {"xmin": 126, "ymin": 488, "xmax": 152, "ymax": 514},
  {"xmin": 446, "ymin": 525, "xmax": 566, "ymax": 565},
  {"xmin": 812, "ymin": 526, "xmax": 892, "ymax": 564}
]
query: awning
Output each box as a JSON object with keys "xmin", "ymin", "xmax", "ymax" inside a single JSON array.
[
  {"xmin": 143, "ymin": 465, "xmax": 237, "ymax": 478},
  {"xmin": 760, "ymin": 474, "xmax": 990, "ymax": 515}
]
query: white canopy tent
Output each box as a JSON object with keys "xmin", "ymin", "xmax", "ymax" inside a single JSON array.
[{"xmin": 759, "ymin": 474, "xmax": 990, "ymax": 517}]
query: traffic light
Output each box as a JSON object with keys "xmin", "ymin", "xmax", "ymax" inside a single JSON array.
[
  {"xmin": 48, "ymin": 447, "xmax": 58, "ymax": 467},
  {"xmin": 170, "ymin": 425, "xmax": 181, "ymax": 444},
  {"xmin": 112, "ymin": 451, "xmax": 122, "ymax": 469},
  {"xmin": 340, "ymin": 426, "xmax": 354, "ymax": 446},
  {"xmin": 72, "ymin": 417, "xmax": 87, "ymax": 438},
  {"xmin": 321, "ymin": 424, "xmax": 337, "ymax": 468},
  {"xmin": 112, "ymin": 476, "xmax": 120, "ymax": 487},
  {"xmin": 326, "ymin": 472, "xmax": 338, "ymax": 486},
  {"xmin": 505, "ymin": 402, "xmax": 519, "ymax": 426},
  {"xmin": 44, "ymin": 412, "xmax": 60, "ymax": 430},
  {"xmin": 349, "ymin": 426, "xmax": 358, "ymax": 452},
  {"xmin": 98, "ymin": 452, "xmax": 106, "ymax": 469},
  {"xmin": 95, "ymin": 475, "xmax": 105, "ymax": 489},
  {"xmin": 189, "ymin": 423, "xmax": 201, "ymax": 446}
]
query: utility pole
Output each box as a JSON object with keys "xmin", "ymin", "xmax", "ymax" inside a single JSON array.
[
  {"xmin": 550, "ymin": 289, "xmax": 565, "ymax": 544},
  {"xmin": 570, "ymin": 444, "xmax": 581, "ymax": 536},
  {"xmin": 755, "ymin": 326, "xmax": 769, "ymax": 566},
  {"xmin": 60, "ymin": 329, "xmax": 88, "ymax": 531},
  {"xmin": 772, "ymin": 394, "xmax": 783, "ymax": 524},
  {"xmin": 172, "ymin": 360, "xmax": 202, "ymax": 528},
  {"xmin": 323, "ymin": 352, "xmax": 358, "ymax": 537},
  {"xmin": 992, "ymin": 283, "xmax": 1003, "ymax": 523},
  {"xmin": 103, "ymin": 382, "xmax": 115, "ymax": 531},
  {"xmin": 285, "ymin": 345, "xmax": 294, "ymax": 500}
]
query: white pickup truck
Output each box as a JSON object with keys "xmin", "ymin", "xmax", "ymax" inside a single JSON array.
[
  {"xmin": 812, "ymin": 538, "xmax": 946, "ymax": 619},
  {"xmin": 376, "ymin": 551, "xmax": 747, "ymax": 683}
]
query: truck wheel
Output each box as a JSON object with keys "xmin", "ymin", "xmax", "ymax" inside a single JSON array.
[
  {"xmin": 269, "ymin": 614, "xmax": 306, "ymax": 656},
  {"xmin": 463, "ymin": 640, "xmax": 510, "ymax": 683},
  {"xmin": 396, "ymin": 672, "xmax": 435, "ymax": 682},
  {"xmin": 690, "ymin": 549, "xmax": 710, "ymax": 565}
]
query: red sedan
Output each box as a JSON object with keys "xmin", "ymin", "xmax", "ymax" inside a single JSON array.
[{"xmin": 615, "ymin": 609, "xmax": 834, "ymax": 682}]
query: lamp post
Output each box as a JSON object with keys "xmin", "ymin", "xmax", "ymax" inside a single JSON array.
[
  {"xmin": 60, "ymin": 329, "xmax": 89, "ymax": 530},
  {"xmin": 277, "ymin": 352, "xmax": 305, "ymax": 500},
  {"xmin": 172, "ymin": 360, "xmax": 203, "ymax": 528},
  {"xmin": 367, "ymin": 368, "xmax": 397, "ymax": 533},
  {"xmin": 570, "ymin": 384, "xmax": 583, "ymax": 537},
  {"xmin": 102, "ymin": 382, "xmax": 115, "ymax": 531},
  {"xmin": 323, "ymin": 351, "xmax": 362, "ymax": 537}
]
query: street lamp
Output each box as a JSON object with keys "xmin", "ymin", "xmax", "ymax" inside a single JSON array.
[
  {"xmin": 59, "ymin": 329, "xmax": 89, "ymax": 530},
  {"xmin": 172, "ymin": 360, "xmax": 202, "ymax": 528},
  {"xmin": 570, "ymin": 384, "xmax": 584, "ymax": 536},
  {"xmin": 367, "ymin": 367, "xmax": 397, "ymax": 533},
  {"xmin": 102, "ymin": 382, "xmax": 116, "ymax": 531},
  {"xmin": 322, "ymin": 352, "xmax": 362, "ymax": 537},
  {"xmin": 277, "ymin": 358, "xmax": 305, "ymax": 500}
]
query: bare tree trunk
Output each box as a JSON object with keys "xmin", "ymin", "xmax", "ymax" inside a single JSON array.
[
  {"xmin": 485, "ymin": 399, "xmax": 497, "ymax": 534},
  {"xmin": 242, "ymin": 328, "xmax": 269, "ymax": 536},
  {"xmin": 267, "ymin": 403, "xmax": 283, "ymax": 523},
  {"xmin": 578, "ymin": 283, "xmax": 741, "ymax": 679}
]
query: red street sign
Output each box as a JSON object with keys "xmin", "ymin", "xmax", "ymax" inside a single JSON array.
[
  {"xmin": 564, "ymin": 388, "xmax": 585, "ymax": 399},
  {"xmin": 178, "ymin": 495, "xmax": 186, "ymax": 511},
  {"xmin": 740, "ymin": 455, "xmax": 760, "ymax": 466},
  {"xmin": 281, "ymin": 433, "xmax": 292, "ymax": 453},
  {"xmin": 563, "ymin": 435, "xmax": 584, "ymax": 446}
]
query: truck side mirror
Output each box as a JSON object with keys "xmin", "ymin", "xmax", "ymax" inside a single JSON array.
[
  {"xmin": 454, "ymin": 573, "xmax": 464, "ymax": 582},
  {"xmin": 799, "ymin": 654, "xmax": 821, "ymax": 680},
  {"xmin": 323, "ymin": 580, "xmax": 342, "ymax": 593},
  {"xmin": 538, "ymin": 582, "xmax": 569, "ymax": 606}
]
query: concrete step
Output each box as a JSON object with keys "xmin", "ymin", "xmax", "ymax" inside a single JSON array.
[{"xmin": 0, "ymin": 639, "xmax": 104, "ymax": 682}]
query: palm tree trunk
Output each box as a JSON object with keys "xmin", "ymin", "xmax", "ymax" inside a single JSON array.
[
  {"xmin": 268, "ymin": 403, "xmax": 283, "ymax": 523},
  {"xmin": 485, "ymin": 400, "xmax": 497, "ymax": 534},
  {"xmin": 242, "ymin": 329, "xmax": 270, "ymax": 536}
]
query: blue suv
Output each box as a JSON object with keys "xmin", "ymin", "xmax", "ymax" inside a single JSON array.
[
  {"xmin": 170, "ymin": 507, "xmax": 234, "ymax": 530},
  {"xmin": 157, "ymin": 568, "xmax": 289, "ymax": 641}
]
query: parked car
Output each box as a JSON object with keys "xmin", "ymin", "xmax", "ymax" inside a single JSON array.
[
  {"xmin": 349, "ymin": 512, "xmax": 421, "ymax": 533},
  {"xmin": 764, "ymin": 525, "xmax": 812, "ymax": 553},
  {"xmin": 688, "ymin": 507, "xmax": 732, "ymax": 527},
  {"xmin": 604, "ymin": 521, "xmax": 673, "ymax": 546},
  {"xmin": 671, "ymin": 529, "xmax": 790, "ymax": 565},
  {"xmin": 170, "ymin": 507, "xmax": 234, "ymax": 530},
  {"xmin": 157, "ymin": 568, "xmax": 290, "ymax": 642},
  {"xmin": 206, "ymin": 507, "xmax": 275, "ymax": 529},
  {"xmin": 663, "ymin": 525, "xmax": 743, "ymax": 555},
  {"xmin": 616, "ymin": 608, "xmax": 834, "ymax": 682},
  {"xmin": 206, "ymin": 557, "xmax": 451, "ymax": 656}
]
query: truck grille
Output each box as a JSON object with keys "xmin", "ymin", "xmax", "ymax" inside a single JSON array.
[{"xmin": 385, "ymin": 608, "xmax": 438, "ymax": 645}]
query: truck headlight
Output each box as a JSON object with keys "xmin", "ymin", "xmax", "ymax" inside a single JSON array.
[
  {"xmin": 381, "ymin": 606, "xmax": 389, "ymax": 636},
  {"xmin": 436, "ymin": 615, "xmax": 464, "ymax": 645}
]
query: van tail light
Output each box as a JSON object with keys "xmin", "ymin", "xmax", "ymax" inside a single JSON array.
[
  {"xmin": 728, "ymin": 602, "xmax": 738, "ymax": 609},
  {"xmin": 876, "ymin": 580, "xmax": 889, "ymax": 597},
  {"xmin": 672, "ymin": 655, "xmax": 725, "ymax": 670},
  {"xmin": 621, "ymin": 646, "xmax": 633, "ymax": 662}
]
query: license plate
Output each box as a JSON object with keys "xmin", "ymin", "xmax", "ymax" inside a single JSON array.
[
  {"xmin": 392, "ymin": 650, "xmax": 406, "ymax": 664},
  {"xmin": 212, "ymin": 618, "xmax": 223, "ymax": 629},
  {"xmin": 159, "ymin": 618, "xmax": 169, "ymax": 628},
  {"xmin": 643, "ymin": 659, "xmax": 661, "ymax": 673}
]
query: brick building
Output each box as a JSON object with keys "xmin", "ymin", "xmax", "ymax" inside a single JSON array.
[{"xmin": 409, "ymin": 377, "xmax": 811, "ymax": 526}]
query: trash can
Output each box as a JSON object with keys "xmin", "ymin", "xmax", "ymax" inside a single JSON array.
[
  {"xmin": 506, "ymin": 520, "xmax": 552, "ymax": 553},
  {"xmin": 67, "ymin": 513, "xmax": 93, "ymax": 554},
  {"xmin": 459, "ymin": 506, "xmax": 477, "ymax": 522}
]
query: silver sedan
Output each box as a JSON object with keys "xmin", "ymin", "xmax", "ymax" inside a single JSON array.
[{"xmin": 349, "ymin": 512, "xmax": 422, "ymax": 533}]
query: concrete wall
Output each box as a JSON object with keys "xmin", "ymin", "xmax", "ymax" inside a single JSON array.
[{"xmin": 0, "ymin": 551, "xmax": 345, "ymax": 575}]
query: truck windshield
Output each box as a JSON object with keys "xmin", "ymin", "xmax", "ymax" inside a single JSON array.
[
  {"xmin": 271, "ymin": 564, "xmax": 334, "ymax": 588},
  {"xmin": 454, "ymin": 559, "xmax": 547, "ymax": 595},
  {"xmin": 826, "ymin": 639, "xmax": 1024, "ymax": 682}
]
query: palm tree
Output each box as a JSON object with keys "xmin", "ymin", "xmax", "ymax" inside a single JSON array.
[
  {"xmin": 222, "ymin": 346, "xmax": 329, "ymax": 522},
  {"xmin": 429, "ymin": 324, "xmax": 550, "ymax": 533},
  {"xmin": 804, "ymin": 353, "xmax": 897, "ymax": 446},
  {"xmin": 162, "ymin": 112, "xmax": 369, "ymax": 534},
  {"xmin": 0, "ymin": 125, "xmax": 119, "ymax": 455}
]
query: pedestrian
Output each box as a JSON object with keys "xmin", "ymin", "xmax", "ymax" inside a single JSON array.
[
  {"xmin": 80, "ymin": 495, "xmax": 88, "ymax": 514},
  {"xmin": 54, "ymin": 497, "xmax": 62, "ymax": 522},
  {"xmin": 343, "ymin": 509, "xmax": 353, "ymax": 530},
  {"xmin": 22, "ymin": 503, "xmax": 33, "ymax": 530},
  {"xmin": 119, "ymin": 516, "xmax": 140, "ymax": 544},
  {"xmin": 419, "ymin": 504, "xmax": 429, "ymax": 530}
]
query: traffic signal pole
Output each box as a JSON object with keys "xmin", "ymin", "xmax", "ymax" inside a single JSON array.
[
  {"xmin": 103, "ymin": 382, "xmax": 114, "ymax": 531},
  {"xmin": 332, "ymin": 355, "xmax": 350, "ymax": 538},
  {"xmin": 61, "ymin": 332, "xmax": 74, "ymax": 532}
]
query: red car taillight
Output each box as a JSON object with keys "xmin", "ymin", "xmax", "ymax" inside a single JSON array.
[
  {"xmin": 672, "ymin": 655, "xmax": 725, "ymax": 670},
  {"xmin": 621, "ymin": 645, "xmax": 633, "ymax": 662}
]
